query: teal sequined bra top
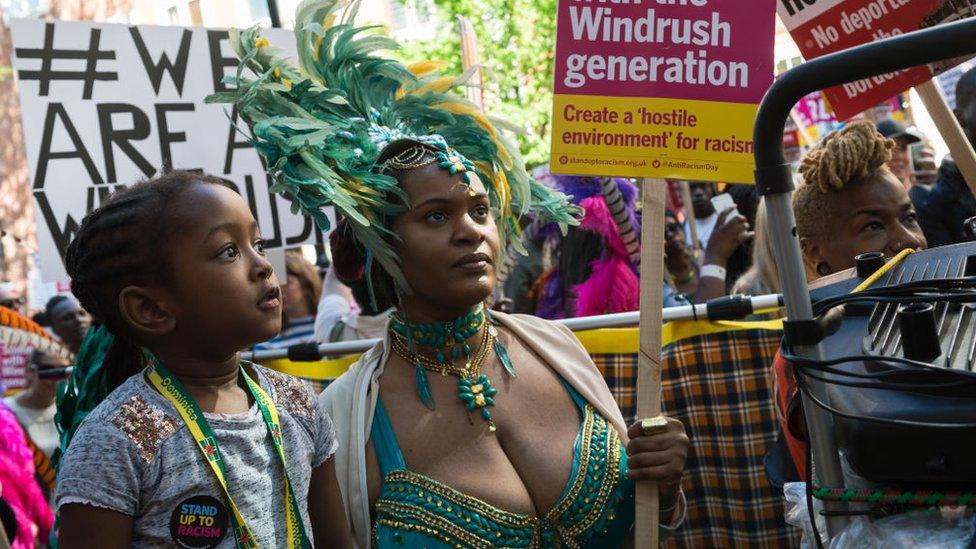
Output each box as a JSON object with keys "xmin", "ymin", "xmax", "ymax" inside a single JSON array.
[{"xmin": 371, "ymin": 381, "xmax": 635, "ymax": 548}]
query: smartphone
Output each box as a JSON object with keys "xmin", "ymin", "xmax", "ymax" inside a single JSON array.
[
  {"xmin": 908, "ymin": 142, "xmax": 926, "ymax": 174},
  {"xmin": 710, "ymin": 193, "xmax": 739, "ymax": 218}
]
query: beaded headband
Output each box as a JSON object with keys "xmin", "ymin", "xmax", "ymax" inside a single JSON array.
[{"xmin": 379, "ymin": 142, "xmax": 478, "ymax": 185}]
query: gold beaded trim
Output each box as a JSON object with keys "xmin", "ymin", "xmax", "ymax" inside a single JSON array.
[
  {"xmin": 375, "ymin": 406, "xmax": 624, "ymax": 547},
  {"xmin": 381, "ymin": 144, "xmax": 436, "ymax": 172},
  {"xmin": 380, "ymin": 470, "xmax": 538, "ymax": 528},
  {"xmin": 543, "ymin": 404, "xmax": 622, "ymax": 540},
  {"xmin": 376, "ymin": 503, "xmax": 499, "ymax": 548}
]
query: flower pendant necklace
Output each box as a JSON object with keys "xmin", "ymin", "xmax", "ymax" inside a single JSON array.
[{"xmin": 390, "ymin": 316, "xmax": 513, "ymax": 432}]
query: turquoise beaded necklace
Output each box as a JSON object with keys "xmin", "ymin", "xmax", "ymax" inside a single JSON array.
[{"xmin": 390, "ymin": 306, "xmax": 517, "ymax": 411}]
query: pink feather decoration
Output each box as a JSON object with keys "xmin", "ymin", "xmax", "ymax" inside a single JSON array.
[
  {"xmin": 573, "ymin": 196, "xmax": 640, "ymax": 316},
  {"xmin": 0, "ymin": 404, "xmax": 53, "ymax": 547}
]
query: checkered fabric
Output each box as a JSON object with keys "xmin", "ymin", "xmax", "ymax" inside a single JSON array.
[
  {"xmin": 661, "ymin": 328, "xmax": 798, "ymax": 548},
  {"xmin": 591, "ymin": 352, "xmax": 639, "ymax": 425}
]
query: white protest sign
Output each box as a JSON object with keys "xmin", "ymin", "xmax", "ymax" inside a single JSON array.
[{"xmin": 10, "ymin": 19, "xmax": 332, "ymax": 281}]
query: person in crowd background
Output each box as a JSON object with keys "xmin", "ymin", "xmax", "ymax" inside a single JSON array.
[
  {"xmin": 876, "ymin": 118, "xmax": 934, "ymax": 188},
  {"xmin": 531, "ymin": 176, "xmax": 640, "ymax": 319},
  {"xmin": 253, "ymin": 250, "xmax": 322, "ymax": 350},
  {"xmin": 54, "ymin": 171, "xmax": 350, "ymax": 547},
  {"xmin": 5, "ymin": 350, "xmax": 67, "ymax": 502},
  {"xmin": 666, "ymin": 205, "xmax": 752, "ymax": 303},
  {"xmin": 731, "ymin": 200, "xmax": 781, "ymax": 297},
  {"xmin": 910, "ymin": 65, "xmax": 976, "ymax": 248},
  {"xmin": 683, "ymin": 181, "xmax": 720, "ymax": 248},
  {"xmin": 773, "ymin": 121, "xmax": 926, "ymax": 477},
  {"xmin": 44, "ymin": 296, "xmax": 90, "ymax": 356},
  {"xmin": 314, "ymin": 224, "xmax": 396, "ymax": 343}
]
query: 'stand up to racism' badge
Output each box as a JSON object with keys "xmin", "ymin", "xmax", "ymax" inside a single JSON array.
[{"xmin": 170, "ymin": 495, "xmax": 229, "ymax": 548}]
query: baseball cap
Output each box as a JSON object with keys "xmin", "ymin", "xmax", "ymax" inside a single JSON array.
[{"xmin": 876, "ymin": 119, "xmax": 921, "ymax": 144}]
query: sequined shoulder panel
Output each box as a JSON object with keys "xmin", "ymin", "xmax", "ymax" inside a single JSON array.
[
  {"xmin": 373, "ymin": 404, "xmax": 635, "ymax": 548},
  {"xmin": 260, "ymin": 367, "xmax": 315, "ymax": 420},
  {"xmin": 110, "ymin": 394, "xmax": 182, "ymax": 463}
]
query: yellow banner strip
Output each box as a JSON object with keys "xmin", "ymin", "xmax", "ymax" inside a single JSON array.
[{"xmin": 266, "ymin": 320, "xmax": 785, "ymax": 380}]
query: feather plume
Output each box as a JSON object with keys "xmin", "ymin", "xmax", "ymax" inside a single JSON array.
[
  {"xmin": 572, "ymin": 194, "xmax": 639, "ymax": 315},
  {"xmin": 209, "ymin": 0, "xmax": 580, "ymax": 295}
]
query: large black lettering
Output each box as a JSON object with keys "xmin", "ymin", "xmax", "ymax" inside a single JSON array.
[
  {"xmin": 96, "ymin": 103, "xmax": 155, "ymax": 183},
  {"xmin": 129, "ymin": 27, "xmax": 193, "ymax": 96},
  {"xmin": 33, "ymin": 186, "xmax": 119, "ymax": 262},
  {"xmin": 207, "ymin": 30, "xmax": 237, "ymax": 93},
  {"xmin": 34, "ymin": 103, "xmax": 103, "ymax": 189},
  {"xmin": 223, "ymin": 107, "xmax": 254, "ymax": 174},
  {"xmin": 780, "ymin": 0, "xmax": 818, "ymax": 17},
  {"xmin": 154, "ymin": 103, "xmax": 195, "ymax": 169},
  {"xmin": 285, "ymin": 216, "xmax": 314, "ymax": 246}
]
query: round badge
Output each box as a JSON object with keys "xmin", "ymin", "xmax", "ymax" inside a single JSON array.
[{"xmin": 169, "ymin": 495, "xmax": 229, "ymax": 548}]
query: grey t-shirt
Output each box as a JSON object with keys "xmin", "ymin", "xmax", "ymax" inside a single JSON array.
[{"xmin": 57, "ymin": 364, "xmax": 337, "ymax": 548}]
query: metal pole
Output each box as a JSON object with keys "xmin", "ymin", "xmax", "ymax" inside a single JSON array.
[
  {"xmin": 752, "ymin": 18, "xmax": 976, "ymax": 539},
  {"xmin": 244, "ymin": 294, "xmax": 784, "ymax": 361},
  {"xmin": 266, "ymin": 0, "xmax": 282, "ymax": 28}
]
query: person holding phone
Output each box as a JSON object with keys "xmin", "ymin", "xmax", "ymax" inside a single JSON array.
[{"xmin": 670, "ymin": 185, "xmax": 753, "ymax": 301}]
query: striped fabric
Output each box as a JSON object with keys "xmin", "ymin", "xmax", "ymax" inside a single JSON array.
[
  {"xmin": 24, "ymin": 434, "xmax": 55, "ymax": 498},
  {"xmin": 590, "ymin": 352, "xmax": 639, "ymax": 425},
  {"xmin": 253, "ymin": 317, "xmax": 316, "ymax": 351}
]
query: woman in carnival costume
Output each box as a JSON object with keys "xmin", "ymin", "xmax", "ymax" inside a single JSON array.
[
  {"xmin": 217, "ymin": 1, "xmax": 689, "ymax": 546},
  {"xmin": 528, "ymin": 174, "xmax": 642, "ymax": 319}
]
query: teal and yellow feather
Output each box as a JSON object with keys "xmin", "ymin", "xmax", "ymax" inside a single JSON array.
[{"xmin": 207, "ymin": 0, "xmax": 580, "ymax": 291}]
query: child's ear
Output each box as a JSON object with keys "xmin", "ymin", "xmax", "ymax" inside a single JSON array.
[{"xmin": 118, "ymin": 286, "xmax": 176, "ymax": 337}]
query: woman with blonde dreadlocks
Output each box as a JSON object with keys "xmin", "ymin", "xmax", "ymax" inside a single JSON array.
[
  {"xmin": 771, "ymin": 120, "xmax": 927, "ymax": 479},
  {"xmin": 215, "ymin": 1, "xmax": 688, "ymax": 546}
]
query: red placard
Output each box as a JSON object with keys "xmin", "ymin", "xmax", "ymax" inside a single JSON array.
[{"xmin": 778, "ymin": 0, "xmax": 975, "ymax": 120}]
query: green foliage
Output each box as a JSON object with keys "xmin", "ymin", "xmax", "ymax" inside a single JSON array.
[{"xmin": 395, "ymin": 0, "xmax": 557, "ymax": 167}]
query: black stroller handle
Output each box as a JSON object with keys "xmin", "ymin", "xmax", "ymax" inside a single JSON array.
[{"xmin": 754, "ymin": 17, "xmax": 976, "ymax": 184}]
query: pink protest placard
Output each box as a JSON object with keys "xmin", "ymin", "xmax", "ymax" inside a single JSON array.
[{"xmin": 550, "ymin": 0, "xmax": 777, "ymax": 183}]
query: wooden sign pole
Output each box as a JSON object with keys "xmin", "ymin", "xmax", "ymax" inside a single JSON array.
[
  {"xmin": 635, "ymin": 180, "xmax": 667, "ymax": 548},
  {"xmin": 457, "ymin": 16, "xmax": 484, "ymax": 109},
  {"xmin": 915, "ymin": 79, "xmax": 976, "ymax": 196},
  {"xmin": 678, "ymin": 180, "xmax": 700, "ymax": 252}
]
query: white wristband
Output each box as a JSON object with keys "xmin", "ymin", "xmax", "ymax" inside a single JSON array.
[{"xmin": 700, "ymin": 264, "xmax": 727, "ymax": 280}]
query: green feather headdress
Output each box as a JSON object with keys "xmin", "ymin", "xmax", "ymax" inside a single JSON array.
[{"xmin": 207, "ymin": 0, "xmax": 580, "ymax": 292}]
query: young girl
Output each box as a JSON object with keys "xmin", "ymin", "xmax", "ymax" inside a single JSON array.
[{"xmin": 54, "ymin": 171, "xmax": 351, "ymax": 548}]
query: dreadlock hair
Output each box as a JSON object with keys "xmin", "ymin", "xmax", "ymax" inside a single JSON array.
[
  {"xmin": 793, "ymin": 120, "xmax": 894, "ymax": 239},
  {"xmin": 64, "ymin": 170, "xmax": 233, "ymax": 391}
]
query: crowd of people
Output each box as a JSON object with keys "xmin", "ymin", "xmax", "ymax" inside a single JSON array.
[{"xmin": 0, "ymin": 3, "xmax": 973, "ymax": 546}]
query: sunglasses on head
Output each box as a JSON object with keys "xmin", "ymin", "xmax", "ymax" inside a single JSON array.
[{"xmin": 30, "ymin": 363, "xmax": 73, "ymax": 380}]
